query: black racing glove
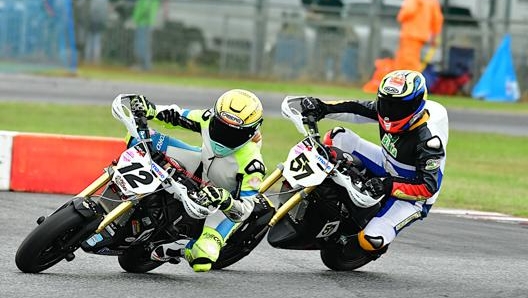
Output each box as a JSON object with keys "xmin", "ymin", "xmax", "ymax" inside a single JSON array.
[
  {"xmin": 156, "ymin": 107, "xmax": 182, "ymax": 126},
  {"xmin": 195, "ymin": 185, "xmax": 233, "ymax": 211},
  {"xmin": 300, "ymin": 97, "xmax": 328, "ymax": 121},
  {"xmin": 363, "ymin": 177, "xmax": 393, "ymax": 198},
  {"xmin": 130, "ymin": 95, "xmax": 157, "ymax": 119}
]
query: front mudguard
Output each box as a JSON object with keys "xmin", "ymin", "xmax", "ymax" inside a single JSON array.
[{"xmin": 46, "ymin": 197, "xmax": 104, "ymax": 223}]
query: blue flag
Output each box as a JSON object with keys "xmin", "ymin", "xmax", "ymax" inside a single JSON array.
[{"xmin": 471, "ymin": 34, "xmax": 520, "ymax": 102}]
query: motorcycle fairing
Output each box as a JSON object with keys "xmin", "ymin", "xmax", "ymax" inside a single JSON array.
[
  {"xmin": 267, "ymin": 182, "xmax": 381, "ymax": 250},
  {"xmin": 112, "ymin": 145, "xmax": 169, "ymax": 196},
  {"xmin": 282, "ymin": 138, "xmax": 334, "ymax": 188}
]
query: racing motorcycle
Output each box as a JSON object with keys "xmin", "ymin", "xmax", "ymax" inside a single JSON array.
[
  {"xmin": 254, "ymin": 96, "xmax": 384, "ymax": 271},
  {"xmin": 15, "ymin": 94, "xmax": 274, "ymax": 274}
]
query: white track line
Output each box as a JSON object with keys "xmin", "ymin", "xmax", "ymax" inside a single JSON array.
[{"xmin": 431, "ymin": 208, "xmax": 528, "ymax": 224}]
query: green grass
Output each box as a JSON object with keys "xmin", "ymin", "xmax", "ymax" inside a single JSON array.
[
  {"xmin": 1, "ymin": 101, "xmax": 528, "ymax": 217},
  {"xmin": 57, "ymin": 66, "xmax": 528, "ymax": 114}
]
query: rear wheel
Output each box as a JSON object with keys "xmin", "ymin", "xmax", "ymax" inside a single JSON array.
[
  {"xmin": 118, "ymin": 245, "xmax": 164, "ymax": 273},
  {"xmin": 320, "ymin": 246, "xmax": 373, "ymax": 271},
  {"xmin": 15, "ymin": 204, "xmax": 93, "ymax": 273}
]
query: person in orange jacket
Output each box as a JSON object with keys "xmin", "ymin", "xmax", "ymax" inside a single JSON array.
[{"xmin": 394, "ymin": 0, "xmax": 444, "ymax": 71}]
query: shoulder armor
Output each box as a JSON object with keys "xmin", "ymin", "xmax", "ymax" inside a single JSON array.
[
  {"xmin": 244, "ymin": 159, "xmax": 266, "ymax": 176},
  {"xmin": 202, "ymin": 109, "xmax": 212, "ymax": 121},
  {"xmin": 426, "ymin": 136, "xmax": 442, "ymax": 149}
]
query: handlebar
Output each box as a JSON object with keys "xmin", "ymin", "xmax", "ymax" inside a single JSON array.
[
  {"xmin": 111, "ymin": 93, "xmax": 154, "ymax": 152},
  {"xmin": 281, "ymin": 96, "xmax": 321, "ymax": 139},
  {"xmin": 131, "ymin": 106, "xmax": 151, "ymax": 141}
]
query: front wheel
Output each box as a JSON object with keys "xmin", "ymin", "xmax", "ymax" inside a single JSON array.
[
  {"xmin": 15, "ymin": 204, "xmax": 94, "ymax": 273},
  {"xmin": 320, "ymin": 246, "xmax": 373, "ymax": 271}
]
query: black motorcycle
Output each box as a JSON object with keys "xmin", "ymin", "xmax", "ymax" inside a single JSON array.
[
  {"xmin": 248, "ymin": 96, "xmax": 383, "ymax": 270},
  {"xmin": 15, "ymin": 94, "xmax": 273, "ymax": 273}
]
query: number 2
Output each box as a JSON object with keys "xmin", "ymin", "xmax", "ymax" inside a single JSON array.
[{"xmin": 117, "ymin": 162, "xmax": 154, "ymax": 188}]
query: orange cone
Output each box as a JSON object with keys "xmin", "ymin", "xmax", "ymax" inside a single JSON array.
[{"xmin": 362, "ymin": 58, "xmax": 395, "ymax": 93}]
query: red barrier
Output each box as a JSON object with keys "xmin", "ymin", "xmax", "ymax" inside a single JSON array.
[{"xmin": 10, "ymin": 133, "xmax": 125, "ymax": 195}]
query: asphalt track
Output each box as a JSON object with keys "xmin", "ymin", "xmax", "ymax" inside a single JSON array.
[
  {"xmin": 1, "ymin": 192, "xmax": 527, "ymax": 298},
  {"xmin": 1, "ymin": 74, "xmax": 528, "ymax": 297},
  {"xmin": 1, "ymin": 73, "xmax": 528, "ymax": 136}
]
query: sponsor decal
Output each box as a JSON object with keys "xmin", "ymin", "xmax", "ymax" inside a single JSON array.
[
  {"xmin": 151, "ymin": 162, "xmax": 167, "ymax": 180},
  {"xmin": 96, "ymin": 247, "xmax": 123, "ymax": 256},
  {"xmin": 131, "ymin": 219, "xmax": 140, "ymax": 235},
  {"xmin": 316, "ymin": 221, "xmax": 340, "ymax": 238},
  {"xmin": 425, "ymin": 159, "xmax": 441, "ymax": 171},
  {"xmin": 114, "ymin": 174, "xmax": 128, "ymax": 192},
  {"xmin": 104, "ymin": 225, "xmax": 115, "ymax": 236},
  {"xmin": 315, "ymin": 154, "xmax": 333, "ymax": 172},
  {"xmin": 125, "ymin": 237, "xmax": 136, "ymax": 243},
  {"xmin": 293, "ymin": 143, "xmax": 305, "ymax": 155},
  {"xmin": 204, "ymin": 232, "xmax": 223, "ymax": 247},
  {"xmin": 156, "ymin": 134, "xmax": 165, "ymax": 151},
  {"xmin": 384, "ymin": 73, "xmax": 406, "ymax": 94},
  {"xmin": 219, "ymin": 111, "xmax": 243, "ymax": 125},
  {"xmin": 86, "ymin": 234, "xmax": 103, "ymax": 247},
  {"xmin": 383, "ymin": 86, "xmax": 399, "ymax": 94},
  {"xmin": 381, "ymin": 133, "xmax": 398, "ymax": 157},
  {"xmin": 125, "ymin": 149, "xmax": 135, "ymax": 159}
]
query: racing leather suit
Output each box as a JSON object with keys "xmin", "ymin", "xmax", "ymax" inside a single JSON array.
[{"xmin": 321, "ymin": 99, "xmax": 448, "ymax": 253}]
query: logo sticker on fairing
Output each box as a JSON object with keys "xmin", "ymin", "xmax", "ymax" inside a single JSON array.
[{"xmin": 316, "ymin": 221, "xmax": 340, "ymax": 238}]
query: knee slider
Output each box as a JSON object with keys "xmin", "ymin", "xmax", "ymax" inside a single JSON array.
[{"xmin": 358, "ymin": 230, "xmax": 385, "ymax": 252}]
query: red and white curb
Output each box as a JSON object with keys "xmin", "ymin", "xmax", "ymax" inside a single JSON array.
[
  {"xmin": 1, "ymin": 130, "xmax": 527, "ymax": 225},
  {"xmin": 431, "ymin": 208, "xmax": 528, "ymax": 224}
]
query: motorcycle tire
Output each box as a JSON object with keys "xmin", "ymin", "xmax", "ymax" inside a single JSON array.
[
  {"xmin": 212, "ymin": 224, "xmax": 269, "ymax": 270},
  {"xmin": 212, "ymin": 196, "xmax": 275, "ymax": 270},
  {"xmin": 320, "ymin": 247, "xmax": 372, "ymax": 271},
  {"xmin": 15, "ymin": 204, "xmax": 91, "ymax": 273},
  {"xmin": 118, "ymin": 245, "xmax": 164, "ymax": 273}
]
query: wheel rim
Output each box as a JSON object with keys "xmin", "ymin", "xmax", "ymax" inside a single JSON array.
[{"xmin": 35, "ymin": 225, "xmax": 82, "ymax": 269}]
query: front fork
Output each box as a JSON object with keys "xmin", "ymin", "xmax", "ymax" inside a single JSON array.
[
  {"xmin": 258, "ymin": 165, "xmax": 316, "ymax": 228},
  {"xmin": 75, "ymin": 166, "xmax": 141, "ymax": 234}
]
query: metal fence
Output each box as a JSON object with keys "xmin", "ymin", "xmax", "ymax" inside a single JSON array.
[
  {"xmin": 75, "ymin": 0, "xmax": 528, "ymax": 96},
  {"xmin": 0, "ymin": 0, "xmax": 76, "ymax": 72}
]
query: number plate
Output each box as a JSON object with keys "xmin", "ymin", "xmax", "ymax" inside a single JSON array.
[
  {"xmin": 112, "ymin": 147, "xmax": 167, "ymax": 195},
  {"xmin": 282, "ymin": 139, "xmax": 334, "ymax": 187}
]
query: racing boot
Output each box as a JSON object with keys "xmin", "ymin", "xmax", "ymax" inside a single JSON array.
[
  {"xmin": 184, "ymin": 226, "xmax": 225, "ymax": 272},
  {"xmin": 150, "ymin": 241, "xmax": 187, "ymax": 264},
  {"xmin": 343, "ymin": 231, "xmax": 388, "ymax": 261}
]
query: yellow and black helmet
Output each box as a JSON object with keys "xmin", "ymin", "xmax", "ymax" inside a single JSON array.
[{"xmin": 209, "ymin": 89, "xmax": 263, "ymax": 156}]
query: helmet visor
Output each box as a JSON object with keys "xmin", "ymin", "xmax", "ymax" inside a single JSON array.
[
  {"xmin": 209, "ymin": 115, "xmax": 257, "ymax": 149},
  {"xmin": 377, "ymin": 98, "xmax": 421, "ymax": 121}
]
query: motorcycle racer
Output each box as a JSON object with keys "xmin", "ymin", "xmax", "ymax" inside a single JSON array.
[
  {"xmin": 128, "ymin": 89, "xmax": 265, "ymax": 272},
  {"xmin": 301, "ymin": 70, "xmax": 448, "ymax": 259}
]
